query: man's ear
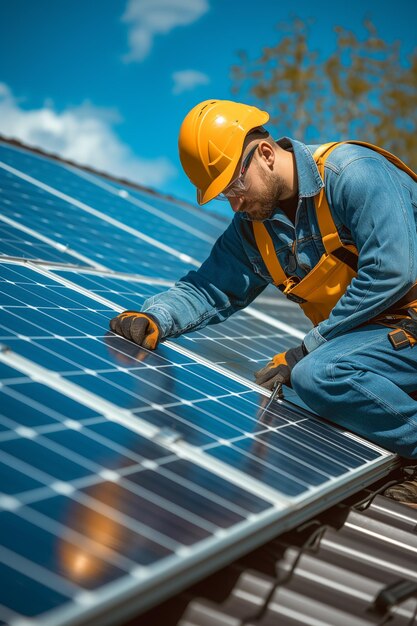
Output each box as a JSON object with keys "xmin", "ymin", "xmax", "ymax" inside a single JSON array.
[{"xmin": 258, "ymin": 141, "xmax": 275, "ymax": 168}]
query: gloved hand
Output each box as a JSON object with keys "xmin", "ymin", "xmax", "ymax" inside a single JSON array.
[
  {"xmin": 254, "ymin": 343, "xmax": 307, "ymax": 390},
  {"xmin": 109, "ymin": 311, "xmax": 161, "ymax": 349}
]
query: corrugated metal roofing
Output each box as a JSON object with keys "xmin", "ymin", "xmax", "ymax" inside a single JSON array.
[{"xmin": 178, "ymin": 493, "xmax": 417, "ymax": 626}]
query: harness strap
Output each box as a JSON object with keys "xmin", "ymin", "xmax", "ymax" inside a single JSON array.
[
  {"xmin": 252, "ymin": 141, "xmax": 355, "ymax": 277},
  {"xmin": 252, "ymin": 221, "xmax": 286, "ymax": 286},
  {"xmin": 313, "ymin": 142, "xmax": 346, "ymax": 255}
]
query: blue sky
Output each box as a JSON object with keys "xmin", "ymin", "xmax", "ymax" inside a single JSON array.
[{"xmin": 0, "ymin": 0, "xmax": 416, "ymax": 218}]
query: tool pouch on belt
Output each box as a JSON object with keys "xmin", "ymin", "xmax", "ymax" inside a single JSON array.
[{"xmin": 375, "ymin": 308, "xmax": 417, "ymax": 350}]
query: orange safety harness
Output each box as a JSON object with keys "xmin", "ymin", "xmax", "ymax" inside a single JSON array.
[{"xmin": 252, "ymin": 141, "xmax": 417, "ymax": 349}]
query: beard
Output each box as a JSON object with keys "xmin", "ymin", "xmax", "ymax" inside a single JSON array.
[
  {"xmin": 244, "ymin": 170, "xmax": 289, "ymax": 222},
  {"xmin": 246, "ymin": 202, "xmax": 277, "ymax": 222}
]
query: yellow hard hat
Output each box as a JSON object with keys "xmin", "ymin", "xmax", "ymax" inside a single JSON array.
[{"xmin": 178, "ymin": 99, "xmax": 269, "ymax": 205}]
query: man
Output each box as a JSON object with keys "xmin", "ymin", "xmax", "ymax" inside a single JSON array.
[{"xmin": 110, "ymin": 100, "xmax": 417, "ymax": 501}]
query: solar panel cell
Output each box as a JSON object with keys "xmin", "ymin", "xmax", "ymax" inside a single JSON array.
[
  {"xmin": 1, "ymin": 381, "xmax": 97, "ymax": 427},
  {"xmin": 82, "ymin": 422, "xmax": 173, "ymax": 462},
  {"xmin": 207, "ymin": 442, "xmax": 308, "ymax": 496},
  {"xmin": 1, "ymin": 437, "xmax": 93, "ymax": 481},
  {"xmin": 45, "ymin": 429, "xmax": 140, "ymax": 471},
  {"xmin": 0, "ymin": 461, "xmax": 45, "ymax": 494},
  {"xmin": 125, "ymin": 469, "xmax": 245, "ymax": 528},
  {"xmin": 0, "ymin": 560, "xmax": 69, "ymax": 618},
  {"xmin": 82, "ymin": 481, "xmax": 213, "ymax": 546}
]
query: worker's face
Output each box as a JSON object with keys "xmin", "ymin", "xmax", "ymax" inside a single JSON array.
[{"xmin": 228, "ymin": 142, "xmax": 289, "ymax": 221}]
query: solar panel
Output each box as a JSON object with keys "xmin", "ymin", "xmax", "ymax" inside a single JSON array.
[
  {"xmin": 0, "ymin": 216, "xmax": 89, "ymax": 265},
  {"xmin": 0, "ymin": 142, "xmax": 227, "ymax": 243},
  {"xmin": 0, "ymin": 163, "xmax": 198, "ymax": 279},
  {"xmin": 48, "ymin": 268, "xmax": 302, "ymax": 372},
  {"xmin": 0, "ymin": 140, "xmax": 397, "ymax": 626},
  {"xmin": 0, "ymin": 142, "xmax": 221, "ymax": 266}
]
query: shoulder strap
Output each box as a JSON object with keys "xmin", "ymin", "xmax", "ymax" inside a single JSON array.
[
  {"xmin": 313, "ymin": 142, "xmax": 345, "ymax": 255},
  {"xmin": 252, "ymin": 221, "xmax": 286, "ymax": 286}
]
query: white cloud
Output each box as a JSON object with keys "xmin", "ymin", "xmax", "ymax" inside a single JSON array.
[
  {"xmin": 0, "ymin": 83, "xmax": 176, "ymax": 188},
  {"xmin": 122, "ymin": 0, "xmax": 209, "ymax": 62},
  {"xmin": 172, "ymin": 69, "xmax": 210, "ymax": 94}
]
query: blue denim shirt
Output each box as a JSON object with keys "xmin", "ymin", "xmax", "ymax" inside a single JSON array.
[{"xmin": 143, "ymin": 138, "xmax": 417, "ymax": 353}]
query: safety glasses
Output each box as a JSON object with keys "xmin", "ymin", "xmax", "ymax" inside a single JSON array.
[{"xmin": 216, "ymin": 144, "xmax": 258, "ymax": 200}]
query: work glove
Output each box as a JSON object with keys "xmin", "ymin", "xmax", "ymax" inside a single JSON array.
[
  {"xmin": 109, "ymin": 311, "xmax": 161, "ymax": 349},
  {"xmin": 254, "ymin": 343, "xmax": 307, "ymax": 390}
]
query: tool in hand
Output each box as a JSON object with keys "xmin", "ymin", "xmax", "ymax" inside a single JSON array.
[
  {"xmin": 264, "ymin": 380, "xmax": 284, "ymax": 411},
  {"xmin": 256, "ymin": 380, "xmax": 284, "ymax": 425}
]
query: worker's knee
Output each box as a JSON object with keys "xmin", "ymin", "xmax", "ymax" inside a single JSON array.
[
  {"xmin": 291, "ymin": 351, "xmax": 330, "ymax": 406},
  {"xmin": 291, "ymin": 347, "xmax": 370, "ymax": 413}
]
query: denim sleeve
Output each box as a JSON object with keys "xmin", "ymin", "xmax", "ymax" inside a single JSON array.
[
  {"xmin": 141, "ymin": 217, "xmax": 268, "ymax": 339},
  {"xmin": 304, "ymin": 157, "xmax": 417, "ymax": 352}
]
